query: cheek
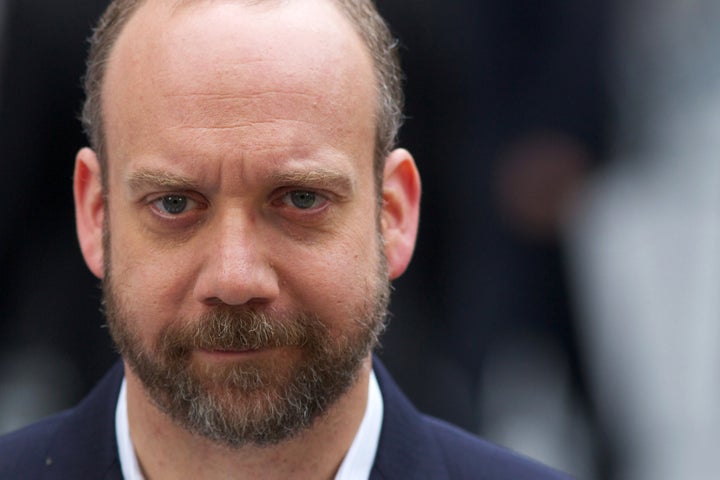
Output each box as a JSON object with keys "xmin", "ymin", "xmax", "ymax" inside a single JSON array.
[
  {"xmin": 107, "ymin": 219, "xmax": 199, "ymax": 332},
  {"xmin": 280, "ymin": 222, "xmax": 381, "ymax": 323},
  {"xmin": 288, "ymin": 192, "xmax": 381, "ymax": 313}
]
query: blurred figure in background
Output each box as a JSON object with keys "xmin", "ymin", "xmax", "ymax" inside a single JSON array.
[
  {"xmin": 568, "ymin": 1, "xmax": 720, "ymax": 478},
  {"xmin": 0, "ymin": 0, "xmax": 114, "ymax": 433},
  {"xmin": 375, "ymin": 1, "xmax": 611, "ymax": 478}
]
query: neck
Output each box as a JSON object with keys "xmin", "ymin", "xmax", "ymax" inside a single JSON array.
[{"xmin": 124, "ymin": 357, "xmax": 372, "ymax": 480}]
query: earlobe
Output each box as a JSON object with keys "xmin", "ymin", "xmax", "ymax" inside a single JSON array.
[
  {"xmin": 74, "ymin": 147, "xmax": 105, "ymax": 279},
  {"xmin": 381, "ymin": 148, "xmax": 421, "ymax": 280}
]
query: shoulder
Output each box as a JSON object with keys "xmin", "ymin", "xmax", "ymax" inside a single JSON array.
[
  {"xmin": 0, "ymin": 362, "xmax": 124, "ymax": 479},
  {"xmin": 0, "ymin": 410, "xmax": 73, "ymax": 477},
  {"xmin": 372, "ymin": 358, "xmax": 573, "ymax": 479},
  {"xmin": 420, "ymin": 414, "xmax": 573, "ymax": 479}
]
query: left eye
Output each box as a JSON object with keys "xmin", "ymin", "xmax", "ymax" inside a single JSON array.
[
  {"xmin": 282, "ymin": 191, "xmax": 325, "ymax": 210},
  {"xmin": 153, "ymin": 194, "xmax": 197, "ymax": 214}
]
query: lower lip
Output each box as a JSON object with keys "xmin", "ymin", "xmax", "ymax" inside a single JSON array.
[{"xmin": 196, "ymin": 348, "xmax": 268, "ymax": 360}]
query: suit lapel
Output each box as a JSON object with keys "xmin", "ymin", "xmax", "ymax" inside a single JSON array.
[
  {"xmin": 43, "ymin": 362, "xmax": 124, "ymax": 480},
  {"xmin": 370, "ymin": 359, "xmax": 449, "ymax": 480}
]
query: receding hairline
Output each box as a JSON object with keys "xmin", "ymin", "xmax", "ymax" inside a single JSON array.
[
  {"xmin": 82, "ymin": 0, "xmax": 404, "ymax": 198},
  {"xmin": 101, "ymin": 0, "xmax": 382, "ymax": 82},
  {"xmin": 101, "ymin": 0, "xmax": 379, "ymax": 137}
]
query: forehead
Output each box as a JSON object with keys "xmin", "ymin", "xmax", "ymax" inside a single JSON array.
[
  {"xmin": 102, "ymin": 0, "xmax": 376, "ymax": 164},
  {"xmin": 117, "ymin": 0, "xmax": 364, "ymax": 84}
]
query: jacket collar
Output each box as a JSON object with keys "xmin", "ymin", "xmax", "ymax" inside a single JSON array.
[
  {"xmin": 43, "ymin": 357, "xmax": 447, "ymax": 479},
  {"xmin": 45, "ymin": 361, "xmax": 124, "ymax": 479},
  {"xmin": 370, "ymin": 358, "xmax": 449, "ymax": 480}
]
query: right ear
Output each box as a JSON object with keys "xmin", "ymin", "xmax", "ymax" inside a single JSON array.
[{"xmin": 74, "ymin": 147, "xmax": 105, "ymax": 279}]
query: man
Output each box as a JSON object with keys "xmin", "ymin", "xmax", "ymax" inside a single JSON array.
[{"xmin": 0, "ymin": 0, "xmax": 572, "ymax": 478}]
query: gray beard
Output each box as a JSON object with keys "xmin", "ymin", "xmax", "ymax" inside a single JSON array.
[{"xmin": 102, "ymin": 254, "xmax": 390, "ymax": 447}]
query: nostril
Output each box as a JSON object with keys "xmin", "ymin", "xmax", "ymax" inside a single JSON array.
[{"xmin": 194, "ymin": 256, "xmax": 281, "ymax": 307}]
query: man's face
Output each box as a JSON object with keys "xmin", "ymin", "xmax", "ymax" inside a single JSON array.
[{"xmin": 94, "ymin": 0, "xmax": 392, "ymax": 446}]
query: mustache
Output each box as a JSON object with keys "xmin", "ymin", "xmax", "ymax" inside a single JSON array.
[{"xmin": 157, "ymin": 308, "xmax": 324, "ymax": 358}]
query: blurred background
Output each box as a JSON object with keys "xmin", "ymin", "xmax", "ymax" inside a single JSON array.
[{"xmin": 2, "ymin": 1, "xmax": 719, "ymax": 479}]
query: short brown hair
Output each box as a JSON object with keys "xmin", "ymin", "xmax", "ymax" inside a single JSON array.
[{"xmin": 80, "ymin": 0, "xmax": 404, "ymax": 189}]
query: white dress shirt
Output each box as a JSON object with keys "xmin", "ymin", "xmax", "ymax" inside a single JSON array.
[{"xmin": 116, "ymin": 371, "xmax": 383, "ymax": 480}]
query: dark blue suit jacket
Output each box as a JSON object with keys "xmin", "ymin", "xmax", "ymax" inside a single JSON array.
[{"xmin": 0, "ymin": 359, "xmax": 572, "ymax": 479}]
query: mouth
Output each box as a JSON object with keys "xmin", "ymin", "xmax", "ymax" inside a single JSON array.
[
  {"xmin": 195, "ymin": 347, "xmax": 270, "ymax": 360},
  {"xmin": 193, "ymin": 345, "xmax": 302, "ymax": 364}
]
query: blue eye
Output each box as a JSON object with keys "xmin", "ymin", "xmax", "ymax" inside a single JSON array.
[
  {"xmin": 154, "ymin": 195, "xmax": 195, "ymax": 214},
  {"xmin": 285, "ymin": 191, "xmax": 323, "ymax": 209}
]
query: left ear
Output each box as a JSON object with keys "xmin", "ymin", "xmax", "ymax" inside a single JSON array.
[{"xmin": 381, "ymin": 148, "xmax": 421, "ymax": 280}]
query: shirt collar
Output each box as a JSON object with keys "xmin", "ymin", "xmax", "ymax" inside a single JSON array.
[
  {"xmin": 115, "ymin": 379, "xmax": 143, "ymax": 480},
  {"xmin": 116, "ymin": 370, "xmax": 384, "ymax": 480}
]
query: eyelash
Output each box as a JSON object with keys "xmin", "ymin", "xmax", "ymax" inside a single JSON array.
[
  {"xmin": 277, "ymin": 190, "xmax": 329, "ymax": 211},
  {"xmin": 144, "ymin": 188, "xmax": 330, "ymax": 224},
  {"xmin": 147, "ymin": 193, "xmax": 206, "ymax": 222}
]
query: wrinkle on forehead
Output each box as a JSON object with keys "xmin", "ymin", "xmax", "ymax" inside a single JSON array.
[
  {"xmin": 162, "ymin": 90, "xmax": 320, "ymax": 100},
  {"xmin": 168, "ymin": 119, "xmax": 318, "ymax": 132},
  {"xmin": 167, "ymin": 0, "xmax": 290, "ymax": 14},
  {"xmin": 160, "ymin": 90, "xmax": 326, "ymax": 126}
]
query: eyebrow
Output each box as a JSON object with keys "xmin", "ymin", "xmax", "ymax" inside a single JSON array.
[
  {"xmin": 269, "ymin": 169, "xmax": 356, "ymax": 194},
  {"xmin": 126, "ymin": 169, "xmax": 199, "ymax": 192},
  {"xmin": 125, "ymin": 166, "xmax": 356, "ymax": 195}
]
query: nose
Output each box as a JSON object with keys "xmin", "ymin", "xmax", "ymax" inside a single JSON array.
[{"xmin": 193, "ymin": 211, "xmax": 280, "ymax": 307}]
